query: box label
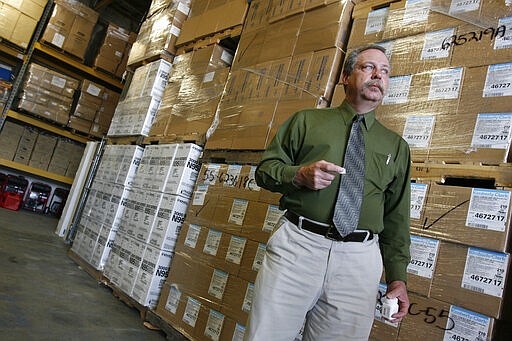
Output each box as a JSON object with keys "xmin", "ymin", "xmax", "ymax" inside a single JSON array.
[
  {"xmin": 252, "ymin": 243, "xmax": 267, "ymax": 271},
  {"xmin": 165, "ymin": 284, "xmax": 181, "ymax": 314},
  {"xmin": 178, "ymin": 2, "xmax": 190, "ymax": 15},
  {"xmin": 428, "ymin": 68, "xmax": 463, "ymax": 100},
  {"xmin": 494, "ymin": 16, "xmax": 512, "ymax": 50},
  {"xmin": 402, "ymin": 115, "xmax": 435, "ymax": 148},
  {"xmin": 443, "ymin": 305, "xmax": 490, "ymax": 341},
  {"xmin": 229, "ymin": 199, "xmax": 249, "ymax": 225},
  {"xmin": 51, "ymin": 75, "xmax": 66, "ymax": 88},
  {"xmin": 410, "ymin": 182, "xmax": 428, "ymax": 219},
  {"xmin": 449, "ymin": 0, "xmax": 480, "ymax": 14},
  {"xmin": 407, "ymin": 235, "xmax": 439, "ymax": 278},
  {"xmin": 465, "ymin": 188, "xmax": 510, "ymax": 232},
  {"xmin": 365, "ymin": 8, "xmax": 389, "ymax": 35},
  {"xmin": 262, "ymin": 205, "xmax": 285, "ymax": 232},
  {"xmin": 483, "ymin": 63, "xmax": 512, "ymax": 97},
  {"xmin": 470, "ymin": 113, "xmax": 512, "ymax": 149},
  {"xmin": 203, "ymin": 71, "xmax": 215, "ymax": 83},
  {"xmin": 232, "ymin": 323, "xmax": 246, "ymax": 341},
  {"xmin": 243, "ymin": 283, "xmax": 254, "ymax": 313},
  {"xmin": 462, "ymin": 247, "xmax": 508, "ymax": 298},
  {"xmin": 246, "ymin": 166, "xmax": 261, "ymax": 192},
  {"xmin": 422, "ymin": 28, "xmax": 454, "ymax": 60},
  {"xmin": 183, "ymin": 297, "xmax": 201, "ymax": 327},
  {"xmin": 221, "ymin": 50, "xmax": 233, "ymax": 65},
  {"xmin": 224, "ymin": 164, "xmax": 242, "ymax": 187},
  {"xmin": 170, "ymin": 25, "xmax": 181, "ymax": 37},
  {"xmin": 204, "ymin": 164, "xmax": 220, "ymax": 185},
  {"xmin": 185, "ymin": 224, "xmax": 201, "ymax": 248},
  {"xmin": 52, "ymin": 33, "xmax": 65, "ymax": 48},
  {"xmin": 403, "ymin": 0, "xmax": 431, "ymax": 25},
  {"xmin": 226, "ymin": 236, "xmax": 247, "ymax": 265},
  {"xmin": 204, "ymin": 229, "xmax": 222, "ymax": 256},
  {"xmin": 209, "ymin": 269, "xmax": 228, "ymax": 299},
  {"xmin": 192, "ymin": 184, "xmax": 208, "ymax": 205},
  {"xmin": 205, "ymin": 309, "xmax": 224, "ymax": 341},
  {"xmin": 383, "ymin": 75, "xmax": 412, "ymax": 105}
]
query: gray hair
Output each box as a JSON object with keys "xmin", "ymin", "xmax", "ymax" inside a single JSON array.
[{"xmin": 342, "ymin": 45, "xmax": 388, "ymax": 77}]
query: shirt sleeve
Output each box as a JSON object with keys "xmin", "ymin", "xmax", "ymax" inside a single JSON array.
[
  {"xmin": 255, "ymin": 112, "xmax": 305, "ymax": 194},
  {"xmin": 379, "ymin": 139, "xmax": 412, "ymax": 283}
]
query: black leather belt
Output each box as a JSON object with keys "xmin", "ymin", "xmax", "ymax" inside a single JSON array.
[{"xmin": 284, "ymin": 211, "xmax": 373, "ymax": 242}]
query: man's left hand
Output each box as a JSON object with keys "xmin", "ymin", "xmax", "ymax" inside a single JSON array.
[{"xmin": 385, "ymin": 280, "xmax": 409, "ymax": 323}]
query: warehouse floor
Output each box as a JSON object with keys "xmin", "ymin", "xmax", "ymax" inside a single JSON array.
[{"xmin": 0, "ymin": 207, "xmax": 166, "ymax": 340}]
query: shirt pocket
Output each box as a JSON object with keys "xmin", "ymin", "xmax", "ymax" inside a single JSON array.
[{"xmin": 366, "ymin": 151, "xmax": 396, "ymax": 192}]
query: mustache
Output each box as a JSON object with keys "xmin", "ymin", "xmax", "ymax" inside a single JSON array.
[{"xmin": 364, "ymin": 80, "xmax": 384, "ymax": 93}]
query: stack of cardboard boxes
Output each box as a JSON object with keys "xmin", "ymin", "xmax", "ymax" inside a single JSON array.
[
  {"xmin": 341, "ymin": 0, "xmax": 512, "ymax": 164},
  {"xmin": 69, "ymin": 79, "xmax": 120, "ymax": 136},
  {"xmin": 100, "ymin": 143, "xmax": 203, "ymax": 308},
  {"xmin": 154, "ymin": 162, "xmax": 283, "ymax": 340},
  {"xmin": 18, "ymin": 63, "xmax": 80, "ymax": 125},
  {"xmin": 176, "ymin": 0, "xmax": 249, "ymax": 47},
  {"xmin": 0, "ymin": 0, "xmax": 47, "ymax": 49},
  {"xmin": 0, "ymin": 120, "xmax": 84, "ymax": 177},
  {"xmin": 340, "ymin": 0, "xmax": 512, "ymax": 339},
  {"xmin": 94, "ymin": 23, "xmax": 138, "ymax": 78},
  {"xmin": 149, "ymin": 44, "xmax": 233, "ymax": 142},
  {"xmin": 41, "ymin": 0, "xmax": 99, "ymax": 60},
  {"xmin": 108, "ymin": 59, "xmax": 172, "ymax": 137},
  {"xmin": 127, "ymin": 0, "xmax": 190, "ymax": 66},
  {"xmin": 205, "ymin": 0, "xmax": 354, "ymax": 150}
]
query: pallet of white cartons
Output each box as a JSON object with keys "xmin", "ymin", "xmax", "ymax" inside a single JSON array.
[
  {"xmin": 175, "ymin": 25, "xmax": 243, "ymax": 55},
  {"xmin": 201, "ymin": 150, "xmax": 264, "ymax": 166},
  {"xmin": 144, "ymin": 310, "xmax": 189, "ymax": 341},
  {"xmin": 67, "ymin": 249, "xmax": 109, "ymax": 285},
  {"xmin": 143, "ymin": 134, "xmax": 207, "ymax": 147},
  {"xmin": 107, "ymin": 136, "xmax": 146, "ymax": 146},
  {"xmin": 411, "ymin": 162, "xmax": 512, "ymax": 188}
]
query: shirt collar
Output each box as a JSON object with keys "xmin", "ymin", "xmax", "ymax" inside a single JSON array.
[{"xmin": 339, "ymin": 100, "xmax": 376, "ymax": 131}]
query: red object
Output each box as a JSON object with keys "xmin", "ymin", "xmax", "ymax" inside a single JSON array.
[{"xmin": 0, "ymin": 175, "xmax": 29, "ymax": 211}]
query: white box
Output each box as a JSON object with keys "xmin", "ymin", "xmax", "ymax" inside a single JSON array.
[
  {"xmin": 125, "ymin": 59, "xmax": 172, "ymax": 101},
  {"xmin": 149, "ymin": 193, "xmax": 190, "ymax": 251},
  {"xmin": 90, "ymin": 225, "xmax": 118, "ymax": 270},
  {"xmin": 125, "ymin": 189, "xmax": 146, "ymax": 240},
  {"xmin": 115, "ymin": 145, "xmax": 144, "ymax": 187},
  {"xmin": 119, "ymin": 234, "xmax": 146, "ymax": 296},
  {"xmin": 151, "ymin": 144, "xmax": 179, "ymax": 192},
  {"xmin": 132, "ymin": 245, "xmax": 174, "ymax": 308},
  {"xmin": 136, "ymin": 190, "xmax": 163, "ymax": 242},
  {"xmin": 103, "ymin": 238, "xmax": 123, "ymax": 285},
  {"xmin": 104, "ymin": 183, "xmax": 129, "ymax": 230},
  {"xmin": 164, "ymin": 143, "xmax": 203, "ymax": 198}
]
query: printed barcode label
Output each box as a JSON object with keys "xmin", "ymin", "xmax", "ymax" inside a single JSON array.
[{"xmin": 463, "ymin": 284, "xmax": 485, "ymax": 293}]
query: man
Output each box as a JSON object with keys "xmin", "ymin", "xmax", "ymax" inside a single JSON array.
[{"xmin": 245, "ymin": 45, "xmax": 411, "ymax": 341}]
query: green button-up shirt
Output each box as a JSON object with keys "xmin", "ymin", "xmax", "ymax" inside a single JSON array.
[{"xmin": 256, "ymin": 100, "xmax": 411, "ymax": 282}]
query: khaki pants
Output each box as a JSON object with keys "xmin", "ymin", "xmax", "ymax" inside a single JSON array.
[{"xmin": 245, "ymin": 217, "xmax": 382, "ymax": 341}]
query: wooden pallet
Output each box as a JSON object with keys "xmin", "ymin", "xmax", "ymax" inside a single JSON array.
[
  {"xmin": 176, "ymin": 25, "xmax": 243, "ymax": 55},
  {"xmin": 107, "ymin": 135, "xmax": 146, "ymax": 145},
  {"xmin": 126, "ymin": 51, "xmax": 175, "ymax": 72},
  {"xmin": 67, "ymin": 249, "xmax": 109, "ymax": 285},
  {"xmin": 411, "ymin": 161, "xmax": 512, "ymax": 187},
  {"xmin": 201, "ymin": 149, "xmax": 264, "ymax": 165},
  {"xmin": 143, "ymin": 134, "xmax": 207, "ymax": 147},
  {"xmin": 144, "ymin": 310, "xmax": 190, "ymax": 341},
  {"xmin": 110, "ymin": 285, "xmax": 149, "ymax": 320}
]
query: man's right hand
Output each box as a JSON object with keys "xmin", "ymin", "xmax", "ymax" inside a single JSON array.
[{"xmin": 293, "ymin": 160, "xmax": 344, "ymax": 190}]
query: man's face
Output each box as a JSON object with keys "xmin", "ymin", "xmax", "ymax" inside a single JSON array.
[{"xmin": 342, "ymin": 49, "xmax": 390, "ymax": 104}]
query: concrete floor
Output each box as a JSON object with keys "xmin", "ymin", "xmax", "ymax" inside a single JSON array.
[{"xmin": 0, "ymin": 207, "xmax": 167, "ymax": 341}]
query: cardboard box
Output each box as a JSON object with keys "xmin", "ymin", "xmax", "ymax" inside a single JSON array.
[
  {"xmin": 398, "ymin": 293, "xmax": 496, "ymax": 341},
  {"xmin": 431, "ymin": 241, "xmax": 511, "ymax": 319},
  {"xmin": 0, "ymin": 121, "xmax": 24, "ymax": 160},
  {"xmin": 416, "ymin": 183, "xmax": 512, "ymax": 252},
  {"xmin": 10, "ymin": 12, "xmax": 37, "ymax": 48},
  {"xmin": 238, "ymin": 239, "xmax": 266, "ymax": 283},
  {"xmin": 0, "ymin": 3, "xmax": 20, "ymax": 42},
  {"xmin": 406, "ymin": 234, "xmax": 440, "ymax": 297}
]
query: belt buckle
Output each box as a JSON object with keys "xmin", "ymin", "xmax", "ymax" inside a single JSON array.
[{"xmin": 325, "ymin": 225, "xmax": 342, "ymax": 241}]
